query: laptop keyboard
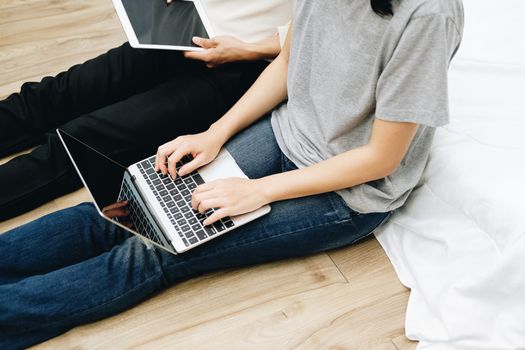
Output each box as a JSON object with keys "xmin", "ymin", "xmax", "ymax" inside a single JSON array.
[
  {"xmin": 136, "ymin": 155, "xmax": 235, "ymax": 248},
  {"xmin": 119, "ymin": 181, "xmax": 165, "ymax": 247}
]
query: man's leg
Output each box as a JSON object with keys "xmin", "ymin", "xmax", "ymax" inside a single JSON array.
[
  {"xmin": 0, "ymin": 42, "xmax": 183, "ymax": 158},
  {"xmin": 0, "ymin": 60, "xmax": 268, "ymax": 221}
]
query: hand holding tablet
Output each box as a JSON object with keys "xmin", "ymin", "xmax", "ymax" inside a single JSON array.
[
  {"xmin": 183, "ymin": 35, "xmax": 255, "ymax": 67},
  {"xmin": 112, "ymin": 0, "xmax": 215, "ymax": 51}
]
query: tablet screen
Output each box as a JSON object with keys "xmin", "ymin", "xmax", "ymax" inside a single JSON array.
[{"xmin": 121, "ymin": 0, "xmax": 209, "ymax": 47}]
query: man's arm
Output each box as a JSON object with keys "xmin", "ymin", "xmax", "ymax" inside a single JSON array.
[{"xmin": 183, "ymin": 34, "xmax": 282, "ymax": 68}]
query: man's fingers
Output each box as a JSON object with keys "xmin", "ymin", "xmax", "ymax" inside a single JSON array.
[
  {"xmin": 183, "ymin": 37, "xmax": 215, "ymax": 62},
  {"xmin": 184, "ymin": 50, "xmax": 205, "ymax": 59},
  {"xmin": 104, "ymin": 207, "xmax": 130, "ymax": 219},
  {"xmin": 102, "ymin": 201, "xmax": 130, "ymax": 218},
  {"xmin": 103, "ymin": 200, "xmax": 128, "ymax": 211},
  {"xmin": 183, "ymin": 50, "xmax": 210, "ymax": 63},
  {"xmin": 192, "ymin": 36, "xmax": 215, "ymax": 49},
  {"xmin": 121, "ymin": 221, "xmax": 133, "ymax": 229}
]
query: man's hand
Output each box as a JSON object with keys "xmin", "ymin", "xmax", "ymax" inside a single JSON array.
[
  {"xmin": 102, "ymin": 201, "xmax": 132, "ymax": 228},
  {"xmin": 184, "ymin": 36, "xmax": 256, "ymax": 68}
]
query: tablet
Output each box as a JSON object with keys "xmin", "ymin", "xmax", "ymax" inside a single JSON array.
[{"xmin": 112, "ymin": 0, "xmax": 215, "ymax": 51}]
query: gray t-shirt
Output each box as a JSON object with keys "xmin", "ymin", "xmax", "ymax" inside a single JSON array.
[{"xmin": 271, "ymin": 0, "xmax": 464, "ymax": 213}]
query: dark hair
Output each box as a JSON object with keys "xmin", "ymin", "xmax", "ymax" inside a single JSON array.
[{"xmin": 371, "ymin": 0, "xmax": 394, "ymax": 16}]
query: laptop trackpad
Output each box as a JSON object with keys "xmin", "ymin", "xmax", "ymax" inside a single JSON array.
[{"xmin": 198, "ymin": 149, "xmax": 247, "ymax": 182}]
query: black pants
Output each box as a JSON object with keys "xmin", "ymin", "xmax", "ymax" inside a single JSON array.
[{"xmin": 0, "ymin": 42, "xmax": 267, "ymax": 221}]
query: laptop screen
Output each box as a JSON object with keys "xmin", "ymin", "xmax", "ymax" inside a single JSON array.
[
  {"xmin": 58, "ymin": 130, "xmax": 127, "ymax": 210},
  {"xmin": 121, "ymin": 0, "xmax": 209, "ymax": 47}
]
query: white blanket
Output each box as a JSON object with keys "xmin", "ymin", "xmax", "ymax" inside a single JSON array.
[{"xmin": 374, "ymin": 1, "xmax": 525, "ymax": 349}]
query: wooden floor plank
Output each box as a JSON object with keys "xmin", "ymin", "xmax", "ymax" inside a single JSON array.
[
  {"xmin": 124, "ymin": 267, "xmax": 407, "ymax": 350},
  {"xmin": 31, "ymin": 254, "xmax": 346, "ymax": 349},
  {"xmin": 392, "ymin": 335, "xmax": 419, "ymax": 350},
  {"xmin": 0, "ymin": 0, "xmax": 124, "ymax": 99},
  {"xmin": 328, "ymin": 237, "xmax": 407, "ymax": 294}
]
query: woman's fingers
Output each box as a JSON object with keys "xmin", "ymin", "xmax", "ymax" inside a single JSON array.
[
  {"xmin": 197, "ymin": 198, "xmax": 223, "ymax": 214},
  {"xmin": 155, "ymin": 145, "xmax": 171, "ymax": 174},
  {"xmin": 167, "ymin": 146, "xmax": 190, "ymax": 178},
  {"xmin": 191, "ymin": 186, "xmax": 215, "ymax": 210},
  {"xmin": 179, "ymin": 154, "xmax": 205, "ymax": 176},
  {"xmin": 203, "ymin": 208, "xmax": 229, "ymax": 226},
  {"xmin": 155, "ymin": 139, "xmax": 183, "ymax": 174}
]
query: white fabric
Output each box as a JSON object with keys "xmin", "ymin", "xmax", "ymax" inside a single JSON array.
[
  {"xmin": 202, "ymin": 0, "xmax": 292, "ymax": 44},
  {"xmin": 374, "ymin": 1, "xmax": 525, "ymax": 349}
]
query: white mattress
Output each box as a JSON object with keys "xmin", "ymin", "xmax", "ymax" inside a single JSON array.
[{"xmin": 374, "ymin": 1, "xmax": 525, "ymax": 349}]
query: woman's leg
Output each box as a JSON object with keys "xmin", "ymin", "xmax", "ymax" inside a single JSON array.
[
  {"xmin": 0, "ymin": 116, "xmax": 390, "ymax": 348},
  {"xmin": 0, "ymin": 42, "xmax": 181, "ymax": 158},
  {"xmin": 0, "ymin": 203, "xmax": 129, "ymax": 285},
  {"xmin": 0, "ymin": 235, "xmax": 163, "ymax": 349},
  {"xmin": 0, "ymin": 193, "xmax": 387, "ymax": 349}
]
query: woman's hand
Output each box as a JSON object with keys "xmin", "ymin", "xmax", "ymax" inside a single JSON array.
[
  {"xmin": 183, "ymin": 36, "xmax": 253, "ymax": 68},
  {"xmin": 191, "ymin": 178, "xmax": 270, "ymax": 225},
  {"xmin": 155, "ymin": 130, "xmax": 224, "ymax": 178},
  {"xmin": 102, "ymin": 201, "xmax": 132, "ymax": 228}
]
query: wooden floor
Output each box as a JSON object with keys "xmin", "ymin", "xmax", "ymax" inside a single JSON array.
[{"xmin": 0, "ymin": 1, "xmax": 417, "ymax": 349}]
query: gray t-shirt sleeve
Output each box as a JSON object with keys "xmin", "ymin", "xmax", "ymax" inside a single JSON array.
[{"xmin": 375, "ymin": 14, "xmax": 461, "ymax": 127}]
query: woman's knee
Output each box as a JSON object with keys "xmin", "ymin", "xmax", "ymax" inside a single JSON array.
[{"xmin": 224, "ymin": 116, "xmax": 282, "ymax": 179}]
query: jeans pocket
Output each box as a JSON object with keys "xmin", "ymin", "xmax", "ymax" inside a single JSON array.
[
  {"xmin": 325, "ymin": 192, "xmax": 359, "ymax": 224},
  {"xmin": 280, "ymin": 152, "xmax": 299, "ymax": 173}
]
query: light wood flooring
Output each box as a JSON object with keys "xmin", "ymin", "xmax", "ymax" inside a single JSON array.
[{"xmin": 0, "ymin": 1, "xmax": 417, "ymax": 349}]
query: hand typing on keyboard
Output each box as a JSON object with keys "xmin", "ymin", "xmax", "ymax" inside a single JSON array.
[
  {"xmin": 191, "ymin": 177, "xmax": 271, "ymax": 226},
  {"xmin": 154, "ymin": 130, "xmax": 224, "ymax": 179}
]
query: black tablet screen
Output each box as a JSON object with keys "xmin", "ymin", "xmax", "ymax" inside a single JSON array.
[{"xmin": 121, "ymin": 0, "xmax": 209, "ymax": 47}]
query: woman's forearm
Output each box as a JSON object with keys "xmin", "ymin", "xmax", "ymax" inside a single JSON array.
[
  {"xmin": 256, "ymin": 120, "xmax": 420, "ymax": 203},
  {"xmin": 256, "ymin": 146, "xmax": 390, "ymax": 203},
  {"xmin": 208, "ymin": 27, "xmax": 293, "ymax": 145}
]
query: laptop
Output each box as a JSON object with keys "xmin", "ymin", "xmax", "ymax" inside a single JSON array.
[
  {"xmin": 57, "ymin": 129, "xmax": 271, "ymax": 255},
  {"xmin": 112, "ymin": 0, "xmax": 215, "ymax": 51}
]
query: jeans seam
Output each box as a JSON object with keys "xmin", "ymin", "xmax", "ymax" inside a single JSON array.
[{"xmin": 165, "ymin": 216, "xmax": 355, "ymax": 272}]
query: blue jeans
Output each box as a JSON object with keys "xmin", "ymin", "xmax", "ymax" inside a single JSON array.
[{"xmin": 0, "ymin": 116, "xmax": 390, "ymax": 349}]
